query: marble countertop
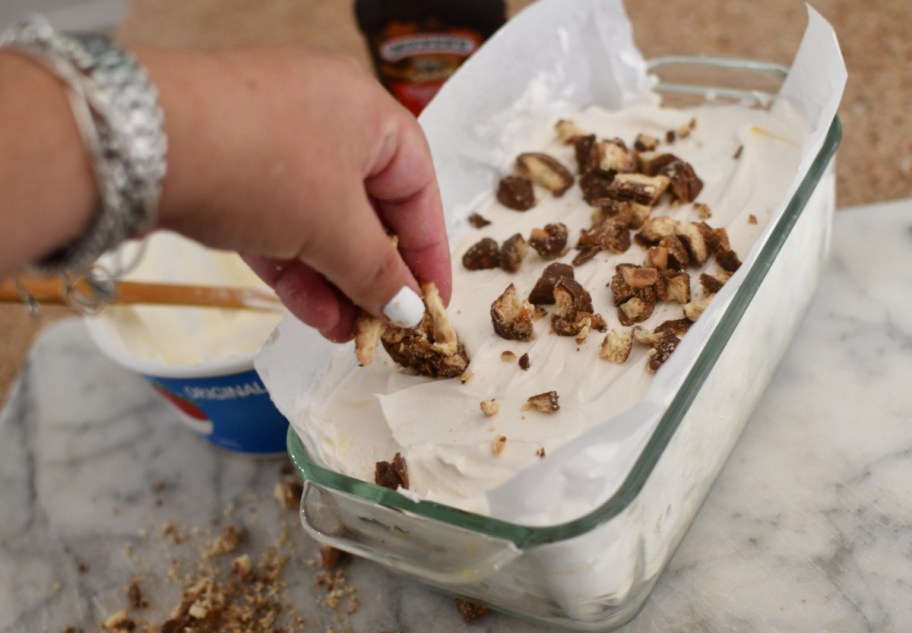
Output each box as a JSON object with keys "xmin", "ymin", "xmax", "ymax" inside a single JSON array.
[{"xmin": 2, "ymin": 198, "xmax": 911, "ymax": 632}]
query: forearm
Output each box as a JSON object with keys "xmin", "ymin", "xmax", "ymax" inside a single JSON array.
[{"xmin": 0, "ymin": 51, "xmax": 97, "ymax": 278}]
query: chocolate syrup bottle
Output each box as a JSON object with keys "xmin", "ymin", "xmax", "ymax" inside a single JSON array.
[{"xmin": 355, "ymin": 0, "xmax": 506, "ymax": 115}]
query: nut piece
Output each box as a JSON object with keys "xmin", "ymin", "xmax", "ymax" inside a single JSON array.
[
  {"xmin": 516, "ymin": 152, "xmax": 574, "ymax": 196},
  {"xmin": 529, "ymin": 223, "xmax": 569, "ymax": 260},
  {"xmin": 468, "ymin": 212, "xmax": 491, "ymax": 228},
  {"xmin": 497, "ymin": 175, "xmax": 536, "ymax": 211},
  {"xmin": 604, "ymin": 173, "xmax": 670, "ymax": 206},
  {"xmin": 462, "ymin": 237, "xmax": 501, "ymax": 270},
  {"xmin": 529, "ymin": 262, "xmax": 575, "ymax": 305},
  {"xmin": 491, "ymin": 283, "xmax": 536, "ymax": 341},
  {"xmin": 492, "ymin": 435, "xmax": 507, "ymax": 455},
  {"xmin": 454, "ymin": 598, "xmax": 489, "ymax": 624},
  {"xmin": 353, "ymin": 311, "xmax": 384, "ymax": 367},
  {"xmin": 375, "ymin": 452, "xmax": 409, "ymax": 490},
  {"xmin": 499, "ymin": 233, "xmax": 529, "ymax": 273},
  {"xmin": 519, "ymin": 353, "xmax": 531, "ymax": 370},
  {"xmin": 599, "ymin": 329, "xmax": 634, "ymax": 363},
  {"xmin": 524, "ymin": 391, "xmax": 560, "ymax": 413},
  {"xmin": 481, "ymin": 399, "xmax": 500, "ymax": 417},
  {"xmin": 555, "ymin": 118, "xmax": 586, "ymax": 143}
]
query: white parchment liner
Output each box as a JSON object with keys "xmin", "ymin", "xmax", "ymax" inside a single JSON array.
[{"xmin": 256, "ymin": 0, "xmax": 846, "ymax": 525}]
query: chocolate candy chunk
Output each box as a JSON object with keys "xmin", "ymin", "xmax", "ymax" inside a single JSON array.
[{"xmin": 497, "ymin": 175, "xmax": 535, "ymax": 211}]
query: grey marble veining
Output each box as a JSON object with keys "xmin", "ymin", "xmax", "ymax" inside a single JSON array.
[{"xmin": 1, "ymin": 199, "xmax": 910, "ymax": 633}]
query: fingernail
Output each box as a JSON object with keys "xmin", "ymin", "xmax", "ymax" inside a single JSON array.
[{"xmin": 383, "ymin": 286, "xmax": 425, "ymax": 328}]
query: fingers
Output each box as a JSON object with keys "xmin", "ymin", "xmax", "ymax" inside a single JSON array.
[
  {"xmin": 365, "ymin": 115, "xmax": 453, "ymax": 304},
  {"xmin": 242, "ymin": 255, "xmax": 357, "ymax": 342}
]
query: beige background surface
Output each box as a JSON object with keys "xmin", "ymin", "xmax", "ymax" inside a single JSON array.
[{"xmin": 2, "ymin": 0, "xmax": 909, "ymax": 404}]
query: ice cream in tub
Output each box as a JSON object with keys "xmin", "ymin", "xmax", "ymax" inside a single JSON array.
[
  {"xmin": 86, "ymin": 232, "xmax": 289, "ymax": 455},
  {"xmin": 257, "ymin": 0, "xmax": 846, "ymax": 628}
]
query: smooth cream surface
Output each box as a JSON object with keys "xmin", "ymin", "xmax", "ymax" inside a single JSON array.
[
  {"xmin": 93, "ymin": 232, "xmax": 285, "ymax": 366},
  {"xmin": 304, "ymin": 100, "xmax": 809, "ymax": 515}
]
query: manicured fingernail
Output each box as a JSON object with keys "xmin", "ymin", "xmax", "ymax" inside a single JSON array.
[{"xmin": 383, "ymin": 286, "xmax": 425, "ymax": 328}]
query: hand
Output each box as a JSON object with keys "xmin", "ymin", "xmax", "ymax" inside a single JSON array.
[{"xmin": 142, "ymin": 46, "xmax": 451, "ymax": 342}]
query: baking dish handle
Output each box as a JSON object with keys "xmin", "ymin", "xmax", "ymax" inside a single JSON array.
[{"xmin": 300, "ymin": 480, "xmax": 522, "ymax": 585}]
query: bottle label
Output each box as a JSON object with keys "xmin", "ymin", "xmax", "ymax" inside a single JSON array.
[{"xmin": 374, "ymin": 24, "xmax": 483, "ymax": 115}]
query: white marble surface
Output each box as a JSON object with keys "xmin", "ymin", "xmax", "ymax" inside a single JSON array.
[{"xmin": 1, "ymin": 198, "xmax": 910, "ymax": 633}]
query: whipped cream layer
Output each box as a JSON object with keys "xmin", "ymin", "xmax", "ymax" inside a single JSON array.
[
  {"xmin": 92, "ymin": 232, "xmax": 284, "ymax": 367},
  {"xmin": 305, "ymin": 100, "xmax": 809, "ymax": 515}
]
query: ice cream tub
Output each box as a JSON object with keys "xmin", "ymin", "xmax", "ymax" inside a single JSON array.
[
  {"xmin": 257, "ymin": 0, "xmax": 846, "ymax": 628},
  {"xmin": 86, "ymin": 232, "xmax": 289, "ymax": 456}
]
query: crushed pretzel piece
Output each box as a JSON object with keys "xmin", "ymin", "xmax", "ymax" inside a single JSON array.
[
  {"xmin": 524, "ymin": 391, "xmax": 560, "ymax": 413},
  {"xmin": 656, "ymin": 270, "xmax": 691, "ymax": 304},
  {"xmin": 592, "ymin": 199, "xmax": 634, "ymax": 228},
  {"xmin": 575, "ymin": 217, "xmax": 631, "ymax": 263},
  {"xmin": 497, "ymin": 175, "xmax": 536, "ymax": 211},
  {"xmin": 536, "ymin": 447, "xmax": 546, "ymax": 458},
  {"xmin": 555, "ymin": 119, "xmax": 586, "ymax": 143},
  {"xmin": 604, "ymin": 173, "xmax": 670, "ymax": 206},
  {"xmin": 654, "ymin": 318, "xmax": 692, "ymax": 337},
  {"xmin": 103, "ymin": 611, "xmax": 135, "ymax": 632},
  {"xmin": 699, "ymin": 272, "xmax": 727, "ymax": 294},
  {"xmin": 682, "ymin": 294, "xmax": 715, "ymax": 322},
  {"xmin": 599, "ymin": 329, "xmax": 634, "ymax": 363},
  {"xmin": 658, "ymin": 235, "xmax": 690, "ymax": 270},
  {"xmin": 609, "ymin": 264, "xmax": 637, "ymax": 305},
  {"xmin": 375, "ymin": 452, "xmax": 409, "ymax": 490},
  {"xmin": 492, "ymin": 435, "xmax": 507, "ymax": 455},
  {"xmin": 319, "ymin": 546, "xmax": 352, "ymax": 570},
  {"xmin": 529, "ymin": 262, "xmax": 574, "ymax": 305},
  {"xmin": 716, "ymin": 248, "xmax": 742, "ymax": 272},
  {"xmin": 618, "ymin": 286, "xmax": 657, "ymax": 326},
  {"xmin": 694, "ymin": 202, "xmax": 712, "ymax": 219},
  {"xmin": 634, "ymin": 133, "xmax": 660, "ymax": 152},
  {"xmin": 573, "ymin": 134, "xmax": 600, "ymax": 175},
  {"xmin": 698, "ymin": 222, "xmax": 731, "ymax": 254},
  {"xmin": 638, "ymin": 216, "xmax": 680, "ymax": 244},
  {"xmin": 579, "ymin": 169, "xmax": 616, "ymax": 205},
  {"xmin": 621, "ymin": 265, "xmax": 659, "ymax": 289},
  {"xmin": 491, "ymin": 283, "xmax": 535, "ymax": 341},
  {"xmin": 748, "ymin": 214, "xmax": 758, "ymax": 225},
  {"xmin": 460, "ymin": 371, "xmax": 474, "ymax": 384},
  {"xmin": 481, "ymin": 399, "xmax": 500, "ymax": 417},
  {"xmin": 516, "ymin": 152, "xmax": 574, "ymax": 196},
  {"xmin": 733, "ymin": 145, "xmax": 744, "ymax": 159},
  {"xmin": 597, "ymin": 138, "xmax": 637, "ymax": 173},
  {"xmin": 500, "ymin": 350, "xmax": 517, "ymax": 362},
  {"xmin": 677, "ymin": 222, "xmax": 708, "ymax": 265},
  {"xmin": 353, "ymin": 311, "xmax": 384, "ymax": 367},
  {"xmin": 552, "ymin": 278, "xmax": 606, "ymax": 336},
  {"xmin": 499, "ymin": 233, "xmax": 528, "ymax": 273},
  {"xmin": 462, "ymin": 237, "xmax": 501, "ymax": 270},
  {"xmin": 645, "ymin": 244, "xmax": 669, "ymax": 270},
  {"xmin": 529, "ymin": 223, "xmax": 569, "ymax": 260}
]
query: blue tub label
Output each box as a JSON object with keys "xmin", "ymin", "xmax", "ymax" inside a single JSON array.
[{"xmin": 146, "ymin": 369, "xmax": 288, "ymax": 454}]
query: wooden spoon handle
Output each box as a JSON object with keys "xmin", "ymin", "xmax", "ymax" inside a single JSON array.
[{"xmin": 0, "ymin": 277, "xmax": 283, "ymax": 312}]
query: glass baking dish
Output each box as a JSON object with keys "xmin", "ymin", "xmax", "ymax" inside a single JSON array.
[{"xmin": 287, "ymin": 56, "xmax": 842, "ymax": 631}]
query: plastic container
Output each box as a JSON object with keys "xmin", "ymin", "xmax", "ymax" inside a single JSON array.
[
  {"xmin": 84, "ymin": 234, "xmax": 290, "ymax": 457},
  {"xmin": 287, "ymin": 56, "xmax": 842, "ymax": 630}
]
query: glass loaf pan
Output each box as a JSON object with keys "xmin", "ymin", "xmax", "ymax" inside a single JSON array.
[{"xmin": 288, "ymin": 56, "xmax": 842, "ymax": 631}]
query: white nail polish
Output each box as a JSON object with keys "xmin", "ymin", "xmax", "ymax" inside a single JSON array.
[{"xmin": 383, "ymin": 287, "xmax": 425, "ymax": 328}]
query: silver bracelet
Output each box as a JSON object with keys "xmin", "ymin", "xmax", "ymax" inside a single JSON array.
[{"xmin": 1, "ymin": 15, "xmax": 167, "ymax": 277}]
